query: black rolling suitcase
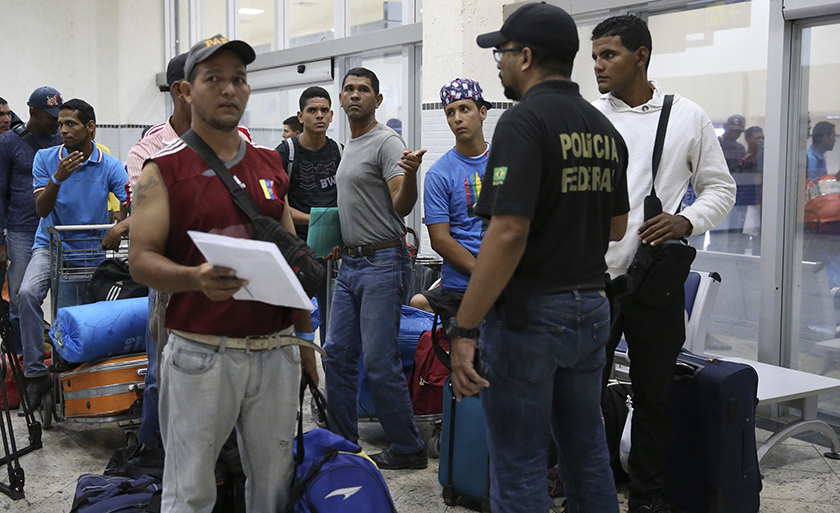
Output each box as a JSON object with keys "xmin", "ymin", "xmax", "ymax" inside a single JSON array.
[{"xmin": 663, "ymin": 352, "xmax": 761, "ymax": 513}]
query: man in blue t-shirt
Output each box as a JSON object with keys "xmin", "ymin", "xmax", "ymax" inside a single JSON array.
[
  {"xmin": 20, "ymin": 99, "xmax": 128, "ymax": 414},
  {"xmin": 410, "ymin": 78, "xmax": 490, "ymax": 312}
]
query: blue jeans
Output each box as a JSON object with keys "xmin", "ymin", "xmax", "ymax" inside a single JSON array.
[
  {"xmin": 6, "ymin": 231, "xmax": 35, "ymax": 321},
  {"xmin": 138, "ymin": 289, "xmax": 159, "ymax": 444},
  {"xmin": 323, "ymin": 245, "xmax": 424, "ymax": 454},
  {"xmin": 19, "ymin": 247, "xmax": 51, "ymax": 378},
  {"xmin": 480, "ymin": 290, "xmax": 618, "ymax": 513}
]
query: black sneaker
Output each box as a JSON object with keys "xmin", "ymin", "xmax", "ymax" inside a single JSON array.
[
  {"xmin": 630, "ymin": 498, "xmax": 672, "ymax": 513},
  {"xmin": 23, "ymin": 375, "xmax": 53, "ymax": 415},
  {"xmin": 369, "ymin": 446, "xmax": 428, "ymax": 470}
]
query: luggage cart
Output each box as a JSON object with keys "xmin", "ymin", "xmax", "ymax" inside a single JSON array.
[{"xmin": 39, "ymin": 225, "xmax": 143, "ymax": 445}]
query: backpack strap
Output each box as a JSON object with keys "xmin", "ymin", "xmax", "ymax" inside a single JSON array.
[
  {"xmin": 11, "ymin": 122, "xmax": 42, "ymax": 152},
  {"xmin": 287, "ymin": 134, "xmax": 299, "ymax": 180}
]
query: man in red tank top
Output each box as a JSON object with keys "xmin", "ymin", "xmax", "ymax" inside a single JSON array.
[{"xmin": 128, "ymin": 35, "xmax": 319, "ymax": 513}]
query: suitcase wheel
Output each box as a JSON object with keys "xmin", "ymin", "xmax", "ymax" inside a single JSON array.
[
  {"xmin": 39, "ymin": 391, "xmax": 54, "ymax": 430},
  {"xmin": 442, "ymin": 484, "xmax": 457, "ymax": 506}
]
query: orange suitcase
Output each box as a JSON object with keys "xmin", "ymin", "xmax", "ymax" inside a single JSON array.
[{"xmin": 61, "ymin": 354, "xmax": 146, "ymax": 418}]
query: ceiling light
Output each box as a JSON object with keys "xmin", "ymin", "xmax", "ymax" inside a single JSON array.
[{"xmin": 239, "ymin": 8, "xmax": 265, "ymax": 15}]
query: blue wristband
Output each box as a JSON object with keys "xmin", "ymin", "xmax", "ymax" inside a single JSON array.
[
  {"xmin": 51, "ymin": 175, "xmax": 64, "ymax": 185},
  {"xmin": 294, "ymin": 331, "xmax": 315, "ymax": 341}
]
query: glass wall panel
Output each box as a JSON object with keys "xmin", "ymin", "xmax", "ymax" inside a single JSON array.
[
  {"xmin": 243, "ymin": 85, "xmax": 339, "ymax": 149},
  {"xmin": 350, "ymin": 0, "xmax": 403, "ymax": 36},
  {"xmin": 201, "ymin": 0, "xmax": 229, "ymax": 38},
  {"xmin": 289, "ymin": 0, "xmax": 334, "ymax": 47},
  {"xmin": 790, "ymin": 21, "xmax": 840, "ymax": 420},
  {"xmin": 570, "ymin": 21, "xmax": 601, "ymax": 103},
  {"xmin": 239, "ymin": 0, "xmax": 276, "ymax": 53},
  {"xmin": 359, "ymin": 51, "xmax": 407, "ymax": 141},
  {"xmin": 644, "ymin": 0, "xmax": 769, "ymax": 360},
  {"xmin": 177, "ymin": 0, "xmax": 191, "ymax": 52}
]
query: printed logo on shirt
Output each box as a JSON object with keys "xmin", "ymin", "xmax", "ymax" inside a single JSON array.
[
  {"xmin": 465, "ymin": 172, "xmax": 482, "ymax": 217},
  {"xmin": 260, "ymin": 179, "xmax": 278, "ymax": 200},
  {"xmin": 493, "ymin": 167, "xmax": 507, "ymax": 185}
]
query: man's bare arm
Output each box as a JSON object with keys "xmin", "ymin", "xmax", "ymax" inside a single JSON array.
[
  {"xmin": 451, "ymin": 215, "xmax": 530, "ymax": 399},
  {"xmin": 128, "ymin": 162, "xmax": 246, "ymax": 299},
  {"xmin": 388, "ymin": 149, "xmax": 427, "ymax": 217},
  {"xmin": 289, "ymin": 206, "xmax": 310, "ymax": 227},
  {"xmin": 428, "ymin": 223, "xmax": 476, "ymax": 276}
]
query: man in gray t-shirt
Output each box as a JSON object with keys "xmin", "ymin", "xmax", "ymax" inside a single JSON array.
[{"xmin": 323, "ymin": 67, "xmax": 428, "ymax": 470}]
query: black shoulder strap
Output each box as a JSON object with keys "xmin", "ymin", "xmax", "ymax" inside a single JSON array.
[
  {"xmin": 180, "ymin": 129, "xmax": 261, "ymax": 221},
  {"xmin": 649, "ymin": 94, "xmax": 674, "ymax": 198},
  {"xmin": 11, "ymin": 122, "xmax": 42, "ymax": 152}
]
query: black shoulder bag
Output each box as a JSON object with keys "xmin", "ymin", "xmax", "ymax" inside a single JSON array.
[
  {"xmin": 623, "ymin": 95, "xmax": 696, "ymax": 308},
  {"xmin": 180, "ymin": 130, "xmax": 326, "ymax": 298},
  {"xmin": 10, "ymin": 121, "xmax": 43, "ymax": 152}
]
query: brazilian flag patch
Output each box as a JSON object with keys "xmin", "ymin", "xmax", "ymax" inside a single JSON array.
[{"xmin": 493, "ymin": 167, "xmax": 508, "ymax": 185}]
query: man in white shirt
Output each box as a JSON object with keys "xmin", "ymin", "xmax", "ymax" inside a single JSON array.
[{"xmin": 591, "ymin": 15, "xmax": 735, "ymax": 513}]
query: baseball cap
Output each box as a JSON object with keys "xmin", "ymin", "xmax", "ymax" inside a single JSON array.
[
  {"xmin": 476, "ymin": 2, "xmax": 578, "ymax": 60},
  {"xmin": 183, "ymin": 34, "xmax": 256, "ymax": 82},
  {"xmin": 440, "ymin": 78, "xmax": 492, "ymax": 110},
  {"xmin": 166, "ymin": 53, "xmax": 189, "ymax": 87},
  {"xmin": 27, "ymin": 87, "xmax": 63, "ymax": 118},
  {"xmin": 725, "ymin": 115, "xmax": 746, "ymax": 130}
]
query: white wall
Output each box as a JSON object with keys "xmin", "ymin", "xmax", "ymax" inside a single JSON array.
[{"xmin": 2, "ymin": 0, "xmax": 167, "ymax": 160}]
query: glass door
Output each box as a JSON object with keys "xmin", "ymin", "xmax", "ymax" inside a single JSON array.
[{"xmin": 787, "ymin": 18, "xmax": 840, "ymax": 421}]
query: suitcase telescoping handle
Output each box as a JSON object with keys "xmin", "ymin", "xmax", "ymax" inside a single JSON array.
[{"xmin": 674, "ymin": 361, "xmax": 702, "ymax": 384}]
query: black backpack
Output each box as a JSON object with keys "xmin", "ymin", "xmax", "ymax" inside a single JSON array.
[{"xmin": 88, "ymin": 258, "xmax": 149, "ymax": 302}]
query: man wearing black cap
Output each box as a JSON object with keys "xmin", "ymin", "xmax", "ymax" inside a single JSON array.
[
  {"xmin": 719, "ymin": 114, "xmax": 747, "ymax": 173},
  {"xmin": 129, "ymin": 35, "xmax": 318, "ymax": 512},
  {"xmin": 125, "ymin": 53, "xmax": 255, "ymax": 445},
  {"xmin": 451, "ymin": 4, "xmax": 629, "ymax": 512},
  {"xmin": 591, "ymin": 15, "xmax": 735, "ymax": 513},
  {"xmin": 0, "ymin": 87, "xmax": 63, "ymax": 366}
]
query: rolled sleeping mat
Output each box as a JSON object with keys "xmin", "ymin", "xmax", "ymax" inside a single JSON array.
[{"xmin": 50, "ymin": 297, "xmax": 148, "ymax": 364}]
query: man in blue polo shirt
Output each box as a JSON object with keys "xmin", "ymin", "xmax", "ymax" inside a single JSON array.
[
  {"xmin": 410, "ymin": 78, "xmax": 489, "ymax": 312},
  {"xmin": 20, "ymin": 98, "xmax": 128, "ymax": 413}
]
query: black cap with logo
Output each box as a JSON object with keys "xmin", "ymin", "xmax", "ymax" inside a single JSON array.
[
  {"xmin": 476, "ymin": 2, "xmax": 579, "ymax": 60},
  {"xmin": 183, "ymin": 34, "xmax": 256, "ymax": 81}
]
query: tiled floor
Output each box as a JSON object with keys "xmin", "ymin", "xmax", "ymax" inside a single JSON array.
[{"xmin": 0, "ymin": 384, "xmax": 837, "ymax": 511}]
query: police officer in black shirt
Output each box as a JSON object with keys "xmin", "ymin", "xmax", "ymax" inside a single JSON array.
[{"xmin": 449, "ymin": 4, "xmax": 630, "ymax": 513}]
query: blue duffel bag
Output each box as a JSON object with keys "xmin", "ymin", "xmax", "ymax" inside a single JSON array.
[
  {"xmin": 70, "ymin": 473, "xmax": 161, "ymax": 513},
  {"xmin": 287, "ymin": 378, "xmax": 397, "ymax": 513},
  {"xmin": 357, "ymin": 306, "xmax": 434, "ymax": 418},
  {"xmin": 50, "ymin": 297, "xmax": 147, "ymax": 364}
]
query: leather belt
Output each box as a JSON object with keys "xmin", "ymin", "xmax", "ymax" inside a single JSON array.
[
  {"xmin": 345, "ymin": 238, "xmax": 401, "ymax": 257},
  {"xmin": 171, "ymin": 328, "xmax": 327, "ymax": 357}
]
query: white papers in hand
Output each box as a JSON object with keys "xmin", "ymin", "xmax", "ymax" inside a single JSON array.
[{"xmin": 188, "ymin": 230, "xmax": 314, "ymax": 310}]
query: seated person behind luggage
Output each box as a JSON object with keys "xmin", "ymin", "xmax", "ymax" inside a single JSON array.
[
  {"xmin": 20, "ymin": 98, "xmax": 129, "ymax": 414},
  {"xmin": 410, "ymin": 78, "xmax": 489, "ymax": 313}
]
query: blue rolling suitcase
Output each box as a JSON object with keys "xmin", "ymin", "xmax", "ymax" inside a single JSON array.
[
  {"xmin": 664, "ymin": 352, "xmax": 761, "ymax": 513},
  {"xmin": 439, "ymin": 376, "xmax": 490, "ymax": 512}
]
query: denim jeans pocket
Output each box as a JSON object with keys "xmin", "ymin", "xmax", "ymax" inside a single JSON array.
[
  {"xmin": 363, "ymin": 248, "xmax": 397, "ymax": 268},
  {"xmin": 498, "ymin": 331, "xmax": 558, "ymax": 384},
  {"xmin": 171, "ymin": 343, "xmax": 217, "ymax": 375},
  {"xmin": 281, "ymin": 345, "xmax": 300, "ymax": 364}
]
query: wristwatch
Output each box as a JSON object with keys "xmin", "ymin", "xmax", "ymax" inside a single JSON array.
[{"xmin": 446, "ymin": 317, "xmax": 480, "ymax": 340}]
